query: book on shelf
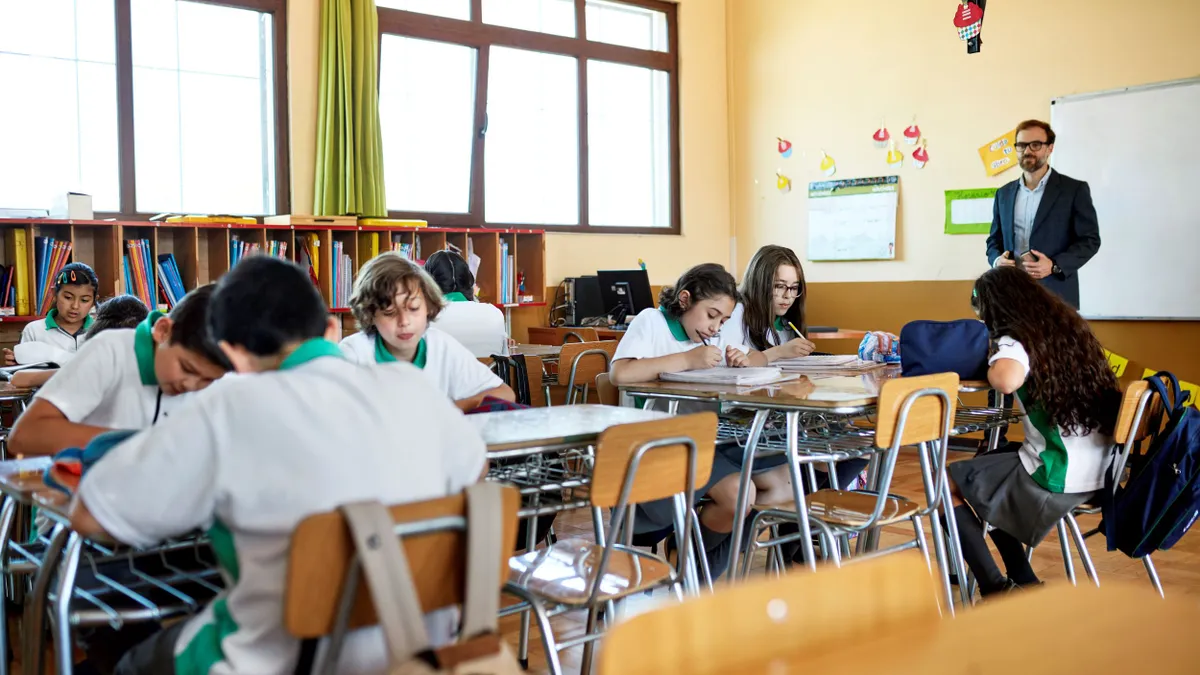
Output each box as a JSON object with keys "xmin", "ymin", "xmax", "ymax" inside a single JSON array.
[
  {"xmin": 155, "ymin": 254, "xmax": 187, "ymax": 308},
  {"xmin": 230, "ymin": 236, "xmax": 261, "ymax": 266},
  {"xmin": 297, "ymin": 234, "xmax": 319, "ymax": 287},
  {"xmin": 34, "ymin": 237, "xmax": 74, "ymax": 316},
  {"xmin": 0, "ymin": 265, "xmax": 16, "ymax": 315},
  {"xmin": 265, "ymin": 240, "xmax": 288, "ymax": 259},
  {"xmin": 123, "ymin": 239, "xmax": 156, "ymax": 309},
  {"xmin": 3, "ymin": 230, "xmax": 29, "ymax": 315}
]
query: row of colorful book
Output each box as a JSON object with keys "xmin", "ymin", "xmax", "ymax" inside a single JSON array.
[
  {"xmin": 155, "ymin": 254, "xmax": 188, "ymax": 308},
  {"xmin": 330, "ymin": 241, "xmax": 353, "ymax": 309},
  {"xmin": 230, "ymin": 237, "xmax": 261, "ymax": 265},
  {"xmin": 123, "ymin": 239, "xmax": 157, "ymax": 309},
  {"xmin": 34, "ymin": 236, "xmax": 75, "ymax": 315},
  {"xmin": 499, "ymin": 240, "xmax": 515, "ymax": 304}
]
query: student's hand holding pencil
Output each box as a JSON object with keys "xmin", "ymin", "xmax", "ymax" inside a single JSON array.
[
  {"xmin": 725, "ymin": 346, "xmax": 750, "ymax": 368},
  {"xmin": 686, "ymin": 344, "xmax": 722, "ymax": 370},
  {"xmin": 777, "ymin": 336, "xmax": 816, "ymax": 359}
]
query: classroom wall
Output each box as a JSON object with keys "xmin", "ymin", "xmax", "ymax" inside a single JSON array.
[
  {"xmin": 286, "ymin": 0, "xmax": 733, "ymax": 288},
  {"xmin": 728, "ymin": 0, "xmax": 1200, "ymax": 382}
]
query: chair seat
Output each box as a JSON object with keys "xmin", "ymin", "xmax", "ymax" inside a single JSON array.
[
  {"xmin": 756, "ymin": 490, "xmax": 920, "ymax": 528},
  {"xmin": 508, "ymin": 538, "xmax": 672, "ymax": 606}
]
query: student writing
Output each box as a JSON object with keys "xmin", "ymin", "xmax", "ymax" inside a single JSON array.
[
  {"xmin": 949, "ymin": 266, "xmax": 1120, "ymax": 596},
  {"xmin": 68, "ymin": 256, "xmax": 488, "ymax": 675},
  {"xmin": 424, "ymin": 249, "xmax": 507, "ymax": 359},
  {"xmin": 11, "ymin": 295, "xmax": 149, "ymax": 389},
  {"xmin": 340, "ymin": 252, "xmax": 515, "ymax": 410},
  {"xmin": 723, "ymin": 245, "xmax": 817, "ymax": 364},
  {"xmin": 9, "ymin": 285, "xmax": 232, "ymax": 457},
  {"xmin": 4, "ymin": 262, "xmax": 99, "ymax": 366}
]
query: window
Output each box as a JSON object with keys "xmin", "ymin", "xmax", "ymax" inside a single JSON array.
[
  {"xmin": 0, "ymin": 0, "xmax": 288, "ymax": 217},
  {"xmin": 378, "ymin": 0, "xmax": 679, "ymax": 233}
]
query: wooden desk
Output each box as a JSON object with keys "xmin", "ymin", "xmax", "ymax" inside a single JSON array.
[
  {"xmin": 470, "ymin": 404, "xmax": 671, "ymax": 455},
  {"xmin": 618, "ymin": 369, "xmax": 899, "ymax": 416},
  {"xmin": 0, "ymin": 457, "xmax": 52, "ymax": 502},
  {"xmin": 529, "ymin": 326, "xmax": 865, "ymax": 346},
  {"xmin": 500, "ymin": 343, "xmax": 562, "ymax": 362}
]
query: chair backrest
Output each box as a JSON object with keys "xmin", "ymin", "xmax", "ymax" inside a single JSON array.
[
  {"xmin": 556, "ymin": 327, "xmax": 599, "ymax": 344},
  {"xmin": 597, "ymin": 553, "xmax": 940, "ymax": 675},
  {"xmin": 874, "ymin": 372, "xmax": 960, "ymax": 449},
  {"xmin": 595, "ymin": 373, "xmax": 619, "ymax": 406},
  {"xmin": 284, "ymin": 485, "xmax": 520, "ymax": 638},
  {"xmin": 558, "ymin": 340, "xmax": 619, "ymax": 390},
  {"xmin": 590, "ymin": 412, "xmax": 717, "ymax": 509},
  {"xmin": 1115, "ymin": 379, "xmax": 1162, "ymax": 445}
]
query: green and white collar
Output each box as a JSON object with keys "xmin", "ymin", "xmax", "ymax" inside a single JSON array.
[
  {"xmin": 659, "ymin": 307, "xmax": 691, "ymax": 342},
  {"xmin": 45, "ymin": 308, "xmax": 95, "ymax": 335},
  {"xmin": 443, "ymin": 292, "xmax": 468, "ymax": 303},
  {"xmin": 133, "ymin": 311, "xmax": 165, "ymax": 386},
  {"xmin": 280, "ymin": 339, "xmax": 345, "ymax": 371},
  {"xmin": 374, "ymin": 333, "xmax": 428, "ymax": 369}
]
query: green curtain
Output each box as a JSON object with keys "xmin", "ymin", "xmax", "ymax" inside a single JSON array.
[{"xmin": 314, "ymin": 0, "xmax": 386, "ymax": 217}]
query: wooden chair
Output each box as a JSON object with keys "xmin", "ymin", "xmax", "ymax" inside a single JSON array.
[
  {"xmin": 555, "ymin": 327, "xmax": 600, "ymax": 344},
  {"xmin": 284, "ymin": 486, "xmax": 521, "ymax": 674},
  {"xmin": 744, "ymin": 373, "xmax": 963, "ymax": 611},
  {"xmin": 506, "ymin": 413, "xmax": 718, "ymax": 675},
  {"xmin": 595, "ymin": 373, "xmax": 619, "ymax": 407},
  {"xmin": 598, "ymin": 553, "xmax": 939, "ymax": 675},
  {"xmin": 552, "ymin": 340, "xmax": 618, "ymax": 406}
]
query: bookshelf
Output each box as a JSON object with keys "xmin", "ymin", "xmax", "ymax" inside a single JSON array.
[{"xmin": 0, "ymin": 220, "xmax": 547, "ymax": 321}]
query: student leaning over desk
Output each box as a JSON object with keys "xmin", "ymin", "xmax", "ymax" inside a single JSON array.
[
  {"xmin": 68, "ymin": 256, "xmax": 488, "ymax": 675},
  {"xmin": 339, "ymin": 252, "xmax": 515, "ymax": 410}
]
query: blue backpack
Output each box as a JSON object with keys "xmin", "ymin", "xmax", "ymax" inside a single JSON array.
[
  {"xmin": 1103, "ymin": 372, "xmax": 1200, "ymax": 558},
  {"xmin": 899, "ymin": 319, "xmax": 989, "ymax": 380}
]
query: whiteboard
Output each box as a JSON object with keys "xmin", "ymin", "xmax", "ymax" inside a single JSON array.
[
  {"xmin": 807, "ymin": 176, "xmax": 898, "ymax": 261},
  {"xmin": 1051, "ymin": 78, "xmax": 1200, "ymax": 320}
]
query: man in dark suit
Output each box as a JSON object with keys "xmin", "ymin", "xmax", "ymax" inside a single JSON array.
[{"xmin": 985, "ymin": 119, "xmax": 1101, "ymax": 308}]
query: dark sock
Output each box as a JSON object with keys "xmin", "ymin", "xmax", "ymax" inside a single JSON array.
[
  {"xmin": 698, "ymin": 521, "xmax": 733, "ymax": 578},
  {"xmin": 989, "ymin": 528, "xmax": 1040, "ymax": 585},
  {"xmin": 951, "ymin": 505, "xmax": 1007, "ymax": 593}
]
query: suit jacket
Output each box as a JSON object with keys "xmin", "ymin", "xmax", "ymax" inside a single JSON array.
[{"xmin": 985, "ymin": 170, "xmax": 1101, "ymax": 308}]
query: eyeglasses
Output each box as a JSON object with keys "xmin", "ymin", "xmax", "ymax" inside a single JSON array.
[
  {"xmin": 772, "ymin": 283, "xmax": 803, "ymax": 298},
  {"xmin": 1014, "ymin": 141, "xmax": 1048, "ymax": 153}
]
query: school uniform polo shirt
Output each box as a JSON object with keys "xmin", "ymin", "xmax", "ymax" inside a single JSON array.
[
  {"xmin": 19, "ymin": 309, "xmax": 95, "ymax": 356},
  {"xmin": 34, "ymin": 312, "xmax": 191, "ymax": 429},
  {"xmin": 720, "ymin": 303, "xmax": 797, "ymax": 351},
  {"xmin": 340, "ymin": 324, "xmax": 503, "ymax": 402},
  {"xmin": 432, "ymin": 293, "xmax": 507, "ymax": 358},
  {"xmin": 77, "ymin": 339, "xmax": 488, "ymax": 675},
  {"xmin": 991, "ymin": 336, "xmax": 1114, "ymax": 493}
]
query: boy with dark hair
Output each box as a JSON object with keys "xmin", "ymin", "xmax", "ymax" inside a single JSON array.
[
  {"xmin": 9, "ymin": 284, "xmax": 232, "ymax": 456},
  {"xmin": 69, "ymin": 256, "xmax": 486, "ymax": 675}
]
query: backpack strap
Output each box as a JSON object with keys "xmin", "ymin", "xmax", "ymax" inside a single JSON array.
[
  {"xmin": 460, "ymin": 482, "xmax": 503, "ymax": 639},
  {"xmin": 338, "ymin": 501, "xmax": 434, "ymax": 665},
  {"xmin": 1147, "ymin": 371, "xmax": 1183, "ymax": 415}
]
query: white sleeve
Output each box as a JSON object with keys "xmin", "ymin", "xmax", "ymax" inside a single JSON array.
[
  {"xmin": 338, "ymin": 334, "xmax": 370, "ymax": 365},
  {"xmin": 438, "ymin": 408, "xmax": 488, "ymax": 493},
  {"xmin": 989, "ymin": 336, "xmax": 1030, "ymax": 377},
  {"xmin": 443, "ymin": 338, "xmax": 503, "ymax": 401},
  {"xmin": 34, "ymin": 336, "xmax": 120, "ymax": 423},
  {"xmin": 19, "ymin": 322, "xmax": 37, "ymax": 344},
  {"xmin": 77, "ymin": 398, "xmax": 220, "ymax": 547},
  {"xmin": 719, "ymin": 304, "xmax": 750, "ymax": 349},
  {"xmin": 612, "ymin": 311, "xmax": 660, "ymax": 363}
]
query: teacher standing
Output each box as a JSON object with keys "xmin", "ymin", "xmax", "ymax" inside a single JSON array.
[{"xmin": 986, "ymin": 119, "xmax": 1101, "ymax": 309}]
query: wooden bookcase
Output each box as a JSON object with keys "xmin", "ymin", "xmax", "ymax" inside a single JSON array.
[{"xmin": 0, "ymin": 219, "xmax": 546, "ymax": 324}]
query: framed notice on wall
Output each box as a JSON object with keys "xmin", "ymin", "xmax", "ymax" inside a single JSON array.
[
  {"xmin": 944, "ymin": 188, "xmax": 998, "ymax": 234},
  {"xmin": 806, "ymin": 176, "xmax": 899, "ymax": 262}
]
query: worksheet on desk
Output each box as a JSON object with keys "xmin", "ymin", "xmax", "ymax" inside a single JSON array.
[{"xmin": 660, "ymin": 367, "xmax": 787, "ymax": 386}]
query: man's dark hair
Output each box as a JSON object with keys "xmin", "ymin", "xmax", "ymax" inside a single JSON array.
[
  {"xmin": 209, "ymin": 256, "xmax": 329, "ymax": 356},
  {"xmin": 424, "ymin": 250, "xmax": 476, "ymax": 301},
  {"xmin": 86, "ymin": 295, "xmax": 148, "ymax": 339},
  {"xmin": 1016, "ymin": 119, "xmax": 1056, "ymax": 145},
  {"xmin": 169, "ymin": 284, "xmax": 233, "ymax": 370}
]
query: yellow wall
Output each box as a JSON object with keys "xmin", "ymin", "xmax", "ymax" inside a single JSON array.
[
  {"xmin": 727, "ymin": 0, "xmax": 1200, "ymax": 281},
  {"xmin": 286, "ymin": 0, "xmax": 733, "ymax": 287}
]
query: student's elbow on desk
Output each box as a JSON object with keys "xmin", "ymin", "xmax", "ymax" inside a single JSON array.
[{"xmin": 988, "ymin": 360, "xmax": 1026, "ymax": 395}]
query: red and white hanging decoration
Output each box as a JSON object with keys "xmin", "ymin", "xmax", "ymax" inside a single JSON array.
[{"xmin": 954, "ymin": 1, "xmax": 984, "ymax": 41}]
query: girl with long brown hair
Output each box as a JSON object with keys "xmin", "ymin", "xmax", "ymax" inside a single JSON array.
[
  {"xmin": 722, "ymin": 245, "xmax": 816, "ymax": 364},
  {"xmin": 949, "ymin": 265, "xmax": 1121, "ymax": 596}
]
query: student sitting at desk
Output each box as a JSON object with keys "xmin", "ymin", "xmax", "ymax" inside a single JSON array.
[
  {"xmin": 4, "ymin": 262, "xmax": 99, "ymax": 366},
  {"xmin": 68, "ymin": 256, "xmax": 488, "ymax": 675},
  {"xmin": 949, "ymin": 266, "xmax": 1120, "ymax": 596},
  {"xmin": 340, "ymin": 252, "xmax": 515, "ymax": 410},
  {"xmin": 9, "ymin": 286, "xmax": 232, "ymax": 457},
  {"xmin": 10, "ymin": 295, "xmax": 149, "ymax": 389},
  {"xmin": 424, "ymin": 250, "xmax": 507, "ymax": 358},
  {"xmin": 724, "ymin": 245, "xmax": 816, "ymax": 364}
]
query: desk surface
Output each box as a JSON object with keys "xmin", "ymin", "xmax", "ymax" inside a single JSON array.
[
  {"xmin": 502, "ymin": 344, "xmax": 562, "ymax": 359},
  {"xmin": 530, "ymin": 326, "xmax": 867, "ymax": 345},
  {"xmin": 469, "ymin": 404, "xmax": 671, "ymax": 451}
]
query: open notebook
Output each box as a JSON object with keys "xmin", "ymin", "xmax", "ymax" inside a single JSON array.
[
  {"xmin": 773, "ymin": 355, "xmax": 882, "ymax": 372},
  {"xmin": 660, "ymin": 367, "xmax": 790, "ymax": 386}
]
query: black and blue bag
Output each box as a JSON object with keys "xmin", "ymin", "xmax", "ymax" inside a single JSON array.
[{"xmin": 899, "ymin": 319, "xmax": 990, "ymax": 380}]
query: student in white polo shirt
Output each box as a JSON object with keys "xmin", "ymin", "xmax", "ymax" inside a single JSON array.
[
  {"xmin": 423, "ymin": 250, "xmax": 507, "ymax": 358},
  {"xmin": 340, "ymin": 252, "xmax": 514, "ymax": 410},
  {"xmin": 4, "ymin": 262, "xmax": 99, "ymax": 366},
  {"xmin": 9, "ymin": 285, "xmax": 232, "ymax": 457},
  {"xmin": 11, "ymin": 295, "xmax": 150, "ymax": 390},
  {"xmin": 67, "ymin": 256, "xmax": 487, "ymax": 675}
]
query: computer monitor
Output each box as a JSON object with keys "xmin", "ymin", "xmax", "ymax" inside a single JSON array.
[
  {"xmin": 597, "ymin": 269, "xmax": 654, "ymax": 322},
  {"xmin": 571, "ymin": 275, "xmax": 606, "ymax": 324}
]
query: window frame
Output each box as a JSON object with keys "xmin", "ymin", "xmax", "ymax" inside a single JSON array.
[
  {"xmin": 107, "ymin": 0, "xmax": 290, "ymax": 219},
  {"xmin": 378, "ymin": 0, "xmax": 681, "ymax": 235}
]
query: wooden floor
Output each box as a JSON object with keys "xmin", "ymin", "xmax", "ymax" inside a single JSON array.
[{"xmin": 501, "ymin": 448, "xmax": 1200, "ymax": 674}]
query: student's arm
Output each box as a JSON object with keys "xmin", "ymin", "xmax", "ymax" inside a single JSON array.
[
  {"xmin": 11, "ymin": 369, "xmax": 56, "ymax": 389},
  {"xmin": 763, "ymin": 337, "xmax": 816, "ymax": 363},
  {"xmin": 987, "ymin": 337, "xmax": 1030, "ymax": 395},
  {"xmin": 744, "ymin": 350, "xmax": 769, "ymax": 367},
  {"xmin": 9, "ymin": 400, "xmax": 112, "ymax": 457},
  {"xmin": 610, "ymin": 347, "xmax": 718, "ymax": 385},
  {"xmin": 455, "ymin": 383, "xmax": 516, "ymax": 411}
]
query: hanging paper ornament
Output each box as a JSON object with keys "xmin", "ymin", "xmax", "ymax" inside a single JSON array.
[
  {"xmin": 872, "ymin": 121, "xmax": 890, "ymax": 149},
  {"xmin": 777, "ymin": 138, "xmax": 793, "ymax": 158},
  {"xmin": 886, "ymin": 140, "xmax": 903, "ymax": 169},
  {"xmin": 776, "ymin": 171, "xmax": 792, "ymax": 193},
  {"xmin": 903, "ymin": 117, "xmax": 921, "ymax": 145},
  {"xmin": 819, "ymin": 150, "xmax": 837, "ymax": 177},
  {"xmin": 912, "ymin": 139, "xmax": 929, "ymax": 169},
  {"xmin": 954, "ymin": 1, "xmax": 984, "ymax": 41}
]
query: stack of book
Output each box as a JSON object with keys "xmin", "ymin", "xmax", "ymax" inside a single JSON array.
[
  {"xmin": 34, "ymin": 236, "xmax": 74, "ymax": 315},
  {"xmin": 391, "ymin": 235, "xmax": 413, "ymax": 261},
  {"xmin": 230, "ymin": 236, "xmax": 261, "ymax": 265},
  {"xmin": 156, "ymin": 254, "xmax": 188, "ymax": 308},
  {"xmin": 123, "ymin": 239, "xmax": 157, "ymax": 309},
  {"xmin": 266, "ymin": 240, "xmax": 288, "ymax": 258},
  {"xmin": 499, "ymin": 240, "xmax": 514, "ymax": 304},
  {"xmin": 330, "ymin": 241, "xmax": 353, "ymax": 309}
]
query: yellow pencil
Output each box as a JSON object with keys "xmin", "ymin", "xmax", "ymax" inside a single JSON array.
[{"xmin": 787, "ymin": 321, "xmax": 804, "ymax": 338}]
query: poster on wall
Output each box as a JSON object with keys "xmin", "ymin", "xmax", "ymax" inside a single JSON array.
[
  {"xmin": 807, "ymin": 176, "xmax": 899, "ymax": 261},
  {"xmin": 978, "ymin": 129, "xmax": 1017, "ymax": 176},
  {"xmin": 944, "ymin": 187, "xmax": 998, "ymax": 234}
]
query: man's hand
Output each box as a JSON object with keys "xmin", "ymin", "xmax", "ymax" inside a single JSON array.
[
  {"xmin": 995, "ymin": 251, "xmax": 1016, "ymax": 268},
  {"xmin": 1021, "ymin": 250, "xmax": 1054, "ymax": 279}
]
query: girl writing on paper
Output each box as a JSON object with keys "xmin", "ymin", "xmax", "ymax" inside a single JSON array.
[{"xmin": 723, "ymin": 245, "xmax": 816, "ymax": 364}]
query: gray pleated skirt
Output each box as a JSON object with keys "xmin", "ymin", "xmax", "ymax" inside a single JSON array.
[{"xmin": 948, "ymin": 448, "xmax": 1095, "ymax": 547}]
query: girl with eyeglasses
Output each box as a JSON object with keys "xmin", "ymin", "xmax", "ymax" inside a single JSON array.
[{"xmin": 721, "ymin": 245, "xmax": 815, "ymax": 364}]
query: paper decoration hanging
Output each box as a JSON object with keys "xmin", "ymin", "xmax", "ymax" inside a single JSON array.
[
  {"xmin": 776, "ymin": 171, "xmax": 792, "ymax": 193},
  {"xmin": 886, "ymin": 140, "xmax": 903, "ymax": 168},
  {"xmin": 913, "ymin": 140, "xmax": 929, "ymax": 169},
  {"xmin": 872, "ymin": 121, "xmax": 890, "ymax": 149},
  {"xmin": 903, "ymin": 118, "xmax": 921, "ymax": 145},
  {"xmin": 819, "ymin": 150, "xmax": 837, "ymax": 177},
  {"xmin": 954, "ymin": 1, "xmax": 983, "ymax": 40},
  {"xmin": 777, "ymin": 138, "xmax": 793, "ymax": 158}
]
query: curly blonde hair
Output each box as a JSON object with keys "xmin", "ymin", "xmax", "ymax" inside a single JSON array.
[{"xmin": 349, "ymin": 253, "xmax": 445, "ymax": 335}]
